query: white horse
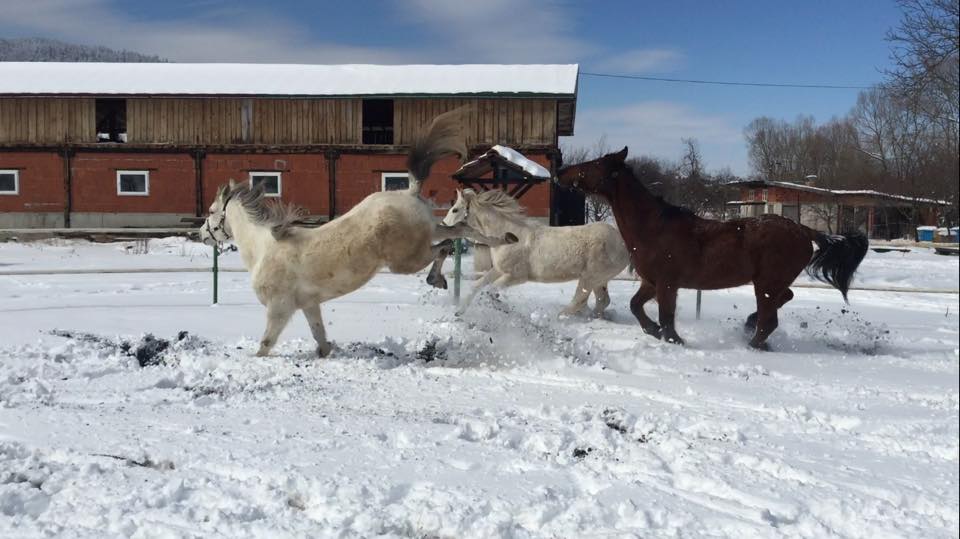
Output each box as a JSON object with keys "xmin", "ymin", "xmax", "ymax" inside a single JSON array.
[
  {"xmin": 199, "ymin": 111, "xmax": 515, "ymax": 357},
  {"xmin": 442, "ymin": 188, "xmax": 630, "ymax": 317}
]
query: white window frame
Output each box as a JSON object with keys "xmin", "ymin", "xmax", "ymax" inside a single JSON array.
[
  {"xmin": 249, "ymin": 172, "xmax": 282, "ymax": 197},
  {"xmin": 381, "ymin": 172, "xmax": 410, "ymax": 192},
  {"xmin": 0, "ymin": 169, "xmax": 19, "ymax": 195},
  {"xmin": 116, "ymin": 170, "xmax": 149, "ymax": 196}
]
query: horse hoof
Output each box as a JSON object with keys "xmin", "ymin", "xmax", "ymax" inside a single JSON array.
[
  {"xmin": 664, "ymin": 334, "xmax": 685, "ymax": 345},
  {"xmin": 504, "ymin": 232, "xmax": 519, "ymax": 244},
  {"xmin": 642, "ymin": 325, "xmax": 662, "ymax": 339},
  {"xmin": 317, "ymin": 343, "xmax": 333, "ymax": 358},
  {"xmin": 749, "ymin": 341, "xmax": 771, "ymax": 352},
  {"xmin": 426, "ymin": 274, "xmax": 448, "ymax": 290}
]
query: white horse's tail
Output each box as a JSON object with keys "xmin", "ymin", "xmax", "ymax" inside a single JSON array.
[{"xmin": 406, "ymin": 108, "xmax": 469, "ymax": 195}]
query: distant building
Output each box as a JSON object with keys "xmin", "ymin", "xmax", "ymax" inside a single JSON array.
[
  {"xmin": 0, "ymin": 63, "xmax": 579, "ymax": 228},
  {"xmin": 727, "ymin": 179, "xmax": 949, "ymax": 240}
]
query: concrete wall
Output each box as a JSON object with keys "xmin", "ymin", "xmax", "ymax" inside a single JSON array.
[
  {"xmin": 0, "ymin": 212, "xmax": 65, "ymax": 228},
  {"xmin": 69, "ymin": 212, "xmax": 195, "ymax": 228}
]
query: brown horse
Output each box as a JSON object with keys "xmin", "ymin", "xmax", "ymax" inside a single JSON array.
[{"xmin": 555, "ymin": 147, "xmax": 868, "ymax": 350}]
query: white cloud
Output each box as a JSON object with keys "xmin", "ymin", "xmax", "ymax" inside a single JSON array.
[
  {"xmin": 592, "ymin": 48, "xmax": 684, "ymax": 73},
  {"xmin": 567, "ymin": 101, "xmax": 748, "ymax": 174},
  {"xmin": 401, "ymin": 0, "xmax": 595, "ymax": 63},
  {"xmin": 0, "ymin": 0, "xmax": 417, "ymax": 63}
]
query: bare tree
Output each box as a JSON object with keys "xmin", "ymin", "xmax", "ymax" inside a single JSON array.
[
  {"xmin": 679, "ymin": 137, "xmax": 704, "ymax": 180},
  {"xmin": 885, "ymin": 0, "xmax": 960, "ymax": 126}
]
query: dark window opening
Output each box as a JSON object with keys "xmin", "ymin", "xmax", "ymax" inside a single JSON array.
[
  {"xmin": 0, "ymin": 170, "xmax": 18, "ymax": 194},
  {"xmin": 781, "ymin": 204, "xmax": 799, "ymax": 223},
  {"xmin": 116, "ymin": 171, "xmax": 149, "ymax": 195},
  {"xmin": 362, "ymin": 99, "xmax": 394, "ymax": 145},
  {"xmin": 96, "ymin": 99, "xmax": 127, "ymax": 143}
]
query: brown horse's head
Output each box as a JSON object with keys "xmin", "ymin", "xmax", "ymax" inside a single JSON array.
[{"xmin": 555, "ymin": 147, "xmax": 629, "ymax": 198}]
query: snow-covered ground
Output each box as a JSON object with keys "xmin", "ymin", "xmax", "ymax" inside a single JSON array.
[{"xmin": 1, "ymin": 239, "xmax": 957, "ymax": 538}]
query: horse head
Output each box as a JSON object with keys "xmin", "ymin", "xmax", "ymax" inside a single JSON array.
[
  {"xmin": 199, "ymin": 179, "xmax": 240, "ymax": 245},
  {"xmin": 441, "ymin": 188, "xmax": 476, "ymax": 227},
  {"xmin": 555, "ymin": 146, "xmax": 629, "ymax": 199}
]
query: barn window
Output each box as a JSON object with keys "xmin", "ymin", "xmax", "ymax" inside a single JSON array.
[
  {"xmin": 116, "ymin": 170, "xmax": 149, "ymax": 196},
  {"xmin": 96, "ymin": 99, "xmax": 127, "ymax": 143},
  {"xmin": 0, "ymin": 169, "xmax": 19, "ymax": 195},
  {"xmin": 249, "ymin": 172, "xmax": 282, "ymax": 197},
  {"xmin": 381, "ymin": 172, "xmax": 410, "ymax": 191},
  {"xmin": 362, "ymin": 99, "xmax": 394, "ymax": 145}
]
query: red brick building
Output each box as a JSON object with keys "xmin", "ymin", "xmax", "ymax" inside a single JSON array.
[
  {"xmin": 0, "ymin": 63, "xmax": 579, "ymax": 228},
  {"xmin": 728, "ymin": 179, "xmax": 949, "ymax": 240}
]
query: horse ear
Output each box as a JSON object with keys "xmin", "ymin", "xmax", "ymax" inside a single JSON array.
[
  {"xmin": 614, "ymin": 146, "xmax": 628, "ymax": 162},
  {"xmin": 462, "ymin": 188, "xmax": 477, "ymax": 200},
  {"xmin": 228, "ymin": 179, "xmax": 237, "ymax": 190}
]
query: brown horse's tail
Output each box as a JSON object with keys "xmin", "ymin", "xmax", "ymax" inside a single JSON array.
[
  {"xmin": 806, "ymin": 230, "xmax": 869, "ymax": 302},
  {"xmin": 406, "ymin": 108, "xmax": 469, "ymax": 195}
]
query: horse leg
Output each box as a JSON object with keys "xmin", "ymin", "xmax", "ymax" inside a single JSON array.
[
  {"xmin": 630, "ymin": 281, "xmax": 661, "ymax": 338},
  {"xmin": 592, "ymin": 285, "xmax": 611, "ymax": 318},
  {"xmin": 425, "ymin": 239, "xmax": 454, "ymax": 289},
  {"xmin": 560, "ymin": 279, "xmax": 591, "ymax": 317},
  {"xmin": 434, "ymin": 223, "xmax": 517, "ymax": 246},
  {"xmin": 656, "ymin": 282, "xmax": 684, "ymax": 345},
  {"xmin": 748, "ymin": 285, "xmax": 788, "ymax": 350},
  {"xmin": 302, "ymin": 304, "xmax": 333, "ymax": 358},
  {"xmin": 745, "ymin": 288, "xmax": 793, "ymax": 333},
  {"xmin": 256, "ymin": 300, "xmax": 296, "ymax": 357},
  {"xmin": 456, "ymin": 268, "xmax": 502, "ymax": 316}
]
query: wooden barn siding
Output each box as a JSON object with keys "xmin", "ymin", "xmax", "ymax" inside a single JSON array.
[
  {"xmin": 252, "ymin": 99, "xmax": 361, "ymax": 145},
  {"xmin": 0, "ymin": 98, "xmax": 95, "ymax": 143},
  {"xmin": 393, "ymin": 98, "xmax": 557, "ymax": 147},
  {"xmin": 2, "ymin": 97, "xmax": 558, "ymax": 146},
  {"xmin": 128, "ymin": 98, "xmax": 245, "ymax": 144}
]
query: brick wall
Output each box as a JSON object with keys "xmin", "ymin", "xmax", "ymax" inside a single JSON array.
[
  {"xmin": 0, "ymin": 152, "xmax": 65, "ymax": 213},
  {"xmin": 203, "ymin": 154, "xmax": 328, "ymax": 216},
  {"xmin": 1, "ymin": 148, "xmax": 554, "ymax": 226},
  {"xmin": 71, "ymin": 152, "xmax": 195, "ymax": 214}
]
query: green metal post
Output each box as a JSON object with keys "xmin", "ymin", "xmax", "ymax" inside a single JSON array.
[
  {"xmin": 453, "ymin": 238, "xmax": 462, "ymax": 302},
  {"xmin": 212, "ymin": 244, "xmax": 219, "ymax": 304}
]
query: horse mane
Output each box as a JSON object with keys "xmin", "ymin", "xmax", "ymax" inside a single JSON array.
[
  {"xmin": 622, "ymin": 163, "xmax": 696, "ymax": 221},
  {"xmin": 655, "ymin": 196, "xmax": 696, "ymax": 220},
  {"xmin": 471, "ymin": 189, "xmax": 526, "ymax": 219},
  {"xmin": 229, "ymin": 182, "xmax": 304, "ymax": 240}
]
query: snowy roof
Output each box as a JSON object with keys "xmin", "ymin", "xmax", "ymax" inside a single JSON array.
[
  {"xmin": 488, "ymin": 145, "xmax": 552, "ymax": 179},
  {"xmin": 731, "ymin": 180, "xmax": 950, "ymax": 206},
  {"xmin": 454, "ymin": 145, "xmax": 553, "ymax": 182},
  {"xmin": 0, "ymin": 62, "xmax": 579, "ymax": 97}
]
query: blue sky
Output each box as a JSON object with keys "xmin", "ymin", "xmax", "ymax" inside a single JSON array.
[{"xmin": 2, "ymin": 0, "xmax": 904, "ymax": 175}]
